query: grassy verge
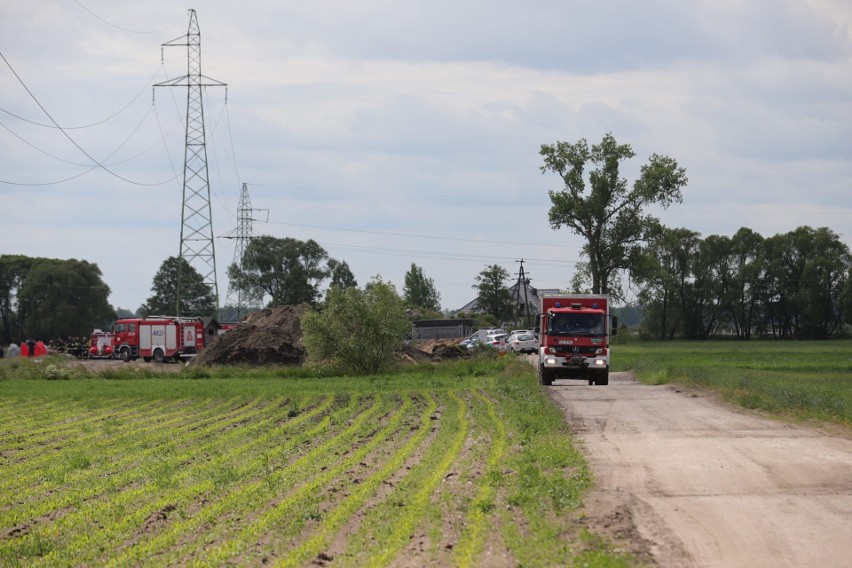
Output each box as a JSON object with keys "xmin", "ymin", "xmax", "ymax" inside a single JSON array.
[
  {"xmin": 612, "ymin": 338, "xmax": 852, "ymax": 426},
  {"xmin": 0, "ymin": 356, "xmax": 633, "ymax": 567}
]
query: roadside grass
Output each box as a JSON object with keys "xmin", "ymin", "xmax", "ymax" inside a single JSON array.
[
  {"xmin": 612, "ymin": 338, "xmax": 852, "ymax": 426},
  {"xmin": 0, "ymin": 356, "xmax": 634, "ymax": 567}
]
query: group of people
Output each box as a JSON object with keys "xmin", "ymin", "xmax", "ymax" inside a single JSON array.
[
  {"xmin": 0, "ymin": 336, "xmax": 91, "ymax": 359},
  {"xmin": 47, "ymin": 337, "xmax": 90, "ymax": 358},
  {"xmin": 2, "ymin": 338, "xmax": 47, "ymax": 358}
]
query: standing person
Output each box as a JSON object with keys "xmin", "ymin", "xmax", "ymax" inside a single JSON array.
[{"xmin": 27, "ymin": 338, "xmax": 36, "ymax": 357}]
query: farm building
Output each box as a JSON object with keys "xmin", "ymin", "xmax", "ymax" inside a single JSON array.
[{"xmin": 411, "ymin": 319, "xmax": 475, "ymax": 340}]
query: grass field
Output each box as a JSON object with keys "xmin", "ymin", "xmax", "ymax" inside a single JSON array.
[
  {"xmin": 0, "ymin": 357, "xmax": 631, "ymax": 567},
  {"xmin": 3, "ymin": 339, "xmax": 848, "ymax": 566},
  {"xmin": 612, "ymin": 338, "xmax": 852, "ymax": 426}
]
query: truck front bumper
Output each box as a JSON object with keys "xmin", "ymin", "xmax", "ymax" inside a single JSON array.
[{"xmin": 541, "ymin": 354, "xmax": 608, "ymax": 370}]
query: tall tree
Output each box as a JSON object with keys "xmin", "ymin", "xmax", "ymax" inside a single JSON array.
[
  {"xmin": 473, "ymin": 264, "xmax": 513, "ymax": 321},
  {"xmin": 685, "ymin": 235, "xmax": 726, "ymax": 339},
  {"xmin": 541, "ymin": 133, "xmax": 687, "ymax": 298},
  {"xmin": 795, "ymin": 227, "xmax": 851, "ymax": 338},
  {"xmin": 302, "ymin": 279, "xmax": 410, "ymax": 374},
  {"xmin": 727, "ymin": 228, "xmax": 765, "ymax": 339},
  {"xmin": 228, "ymin": 236, "xmax": 333, "ymax": 307},
  {"xmin": 17, "ymin": 258, "xmax": 114, "ymax": 339},
  {"xmin": 633, "ymin": 226, "xmax": 700, "ymax": 340},
  {"xmin": 0, "ymin": 255, "xmax": 34, "ymax": 343},
  {"xmin": 327, "ymin": 258, "xmax": 358, "ymax": 291},
  {"xmin": 403, "ymin": 263, "xmax": 441, "ymax": 312},
  {"xmin": 841, "ymin": 268, "xmax": 852, "ymax": 326},
  {"xmin": 140, "ymin": 256, "xmax": 216, "ymax": 317}
]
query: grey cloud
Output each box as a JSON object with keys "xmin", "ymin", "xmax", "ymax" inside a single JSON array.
[{"xmin": 251, "ymin": 0, "xmax": 849, "ymax": 72}]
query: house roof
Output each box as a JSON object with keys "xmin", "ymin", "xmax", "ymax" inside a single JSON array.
[{"xmin": 456, "ymin": 281, "xmax": 564, "ymax": 315}]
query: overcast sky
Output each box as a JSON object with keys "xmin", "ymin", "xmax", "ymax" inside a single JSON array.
[{"xmin": 2, "ymin": 0, "xmax": 851, "ymax": 313}]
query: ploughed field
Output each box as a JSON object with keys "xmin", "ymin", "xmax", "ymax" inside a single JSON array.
[{"xmin": 0, "ymin": 360, "xmax": 615, "ymax": 567}]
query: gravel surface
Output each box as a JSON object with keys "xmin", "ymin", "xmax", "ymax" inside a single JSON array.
[{"xmin": 549, "ymin": 371, "xmax": 852, "ymax": 568}]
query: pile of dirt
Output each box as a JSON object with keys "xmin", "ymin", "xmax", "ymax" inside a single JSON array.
[
  {"xmin": 193, "ymin": 309, "xmax": 470, "ymax": 367},
  {"xmin": 401, "ymin": 345, "xmax": 433, "ymax": 363},
  {"xmin": 414, "ymin": 339, "xmax": 472, "ymax": 361},
  {"xmin": 192, "ymin": 305, "xmax": 307, "ymax": 366},
  {"xmin": 426, "ymin": 343, "xmax": 471, "ymax": 360}
]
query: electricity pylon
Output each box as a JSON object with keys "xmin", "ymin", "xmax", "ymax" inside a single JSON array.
[
  {"xmin": 155, "ymin": 9, "xmax": 226, "ymax": 316},
  {"xmin": 222, "ymin": 183, "xmax": 268, "ymax": 320},
  {"xmin": 512, "ymin": 259, "xmax": 534, "ymax": 329}
]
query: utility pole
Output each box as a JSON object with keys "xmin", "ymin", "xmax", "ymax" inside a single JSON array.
[
  {"xmin": 222, "ymin": 183, "xmax": 268, "ymax": 320},
  {"xmin": 512, "ymin": 259, "xmax": 534, "ymax": 329},
  {"xmin": 155, "ymin": 9, "xmax": 226, "ymax": 316}
]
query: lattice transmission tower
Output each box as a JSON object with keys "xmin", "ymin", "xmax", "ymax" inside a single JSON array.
[
  {"xmin": 512, "ymin": 259, "xmax": 535, "ymax": 329},
  {"xmin": 155, "ymin": 9, "xmax": 226, "ymax": 315},
  {"xmin": 223, "ymin": 183, "xmax": 268, "ymax": 320}
]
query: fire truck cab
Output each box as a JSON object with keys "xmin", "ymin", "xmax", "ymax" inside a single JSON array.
[{"xmin": 537, "ymin": 294, "xmax": 617, "ymax": 386}]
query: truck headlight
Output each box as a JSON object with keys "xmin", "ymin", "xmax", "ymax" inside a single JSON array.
[
  {"xmin": 594, "ymin": 359, "xmax": 606, "ymax": 366},
  {"xmin": 545, "ymin": 356, "xmax": 557, "ymax": 365}
]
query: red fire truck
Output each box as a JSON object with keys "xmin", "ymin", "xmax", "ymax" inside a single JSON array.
[
  {"xmin": 537, "ymin": 294, "xmax": 617, "ymax": 386},
  {"xmin": 109, "ymin": 316, "xmax": 205, "ymax": 363}
]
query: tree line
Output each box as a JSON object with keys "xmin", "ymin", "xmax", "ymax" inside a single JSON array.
[
  {"xmin": 539, "ymin": 133, "xmax": 851, "ymax": 340},
  {"xmin": 634, "ymin": 225, "xmax": 851, "ymax": 339},
  {"xmin": 0, "ymin": 255, "xmax": 114, "ymax": 345}
]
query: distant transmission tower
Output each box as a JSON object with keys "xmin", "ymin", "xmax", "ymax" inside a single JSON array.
[
  {"xmin": 512, "ymin": 259, "xmax": 534, "ymax": 329},
  {"xmin": 155, "ymin": 9, "xmax": 226, "ymax": 315},
  {"xmin": 223, "ymin": 183, "xmax": 268, "ymax": 320}
]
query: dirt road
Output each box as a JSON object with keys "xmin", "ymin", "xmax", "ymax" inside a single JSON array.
[{"xmin": 549, "ymin": 371, "xmax": 852, "ymax": 568}]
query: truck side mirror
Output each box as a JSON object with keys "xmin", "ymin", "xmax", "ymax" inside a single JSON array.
[{"xmin": 611, "ymin": 316, "xmax": 619, "ymax": 335}]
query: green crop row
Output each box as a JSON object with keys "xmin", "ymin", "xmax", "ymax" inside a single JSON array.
[{"xmin": 0, "ymin": 358, "xmax": 632, "ymax": 567}]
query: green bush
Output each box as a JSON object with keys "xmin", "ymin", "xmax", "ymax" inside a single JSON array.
[
  {"xmin": 42, "ymin": 363, "xmax": 72, "ymax": 380},
  {"xmin": 302, "ymin": 281, "xmax": 411, "ymax": 374}
]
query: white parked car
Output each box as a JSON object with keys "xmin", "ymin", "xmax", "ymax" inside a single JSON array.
[
  {"xmin": 504, "ymin": 332, "xmax": 539, "ymax": 354},
  {"xmin": 486, "ymin": 333, "xmax": 509, "ymax": 349}
]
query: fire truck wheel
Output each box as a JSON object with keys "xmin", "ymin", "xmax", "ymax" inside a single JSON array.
[
  {"xmin": 120, "ymin": 348, "xmax": 130, "ymax": 363},
  {"xmin": 538, "ymin": 366, "xmax": 553, "ymax": 386},
  {"xmin": 153, "ymin": 349, "xmax": 165, "ymax": 364},
  {"xmin": 593, "ymin": 370, "xmax": 609, "ymax": 386},
  {"xmin": 143, "ymin": 357, "xmax": 152, "ymax": 363}
]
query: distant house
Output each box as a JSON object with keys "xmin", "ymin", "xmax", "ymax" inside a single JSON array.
[{"xmin": 456, "ymin": 280, "xmax": 562, "ymax": 324}]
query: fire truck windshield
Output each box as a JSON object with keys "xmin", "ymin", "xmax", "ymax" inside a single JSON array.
[{"xmin": 548, "ymin": 313, "xmax": 605, "ymax": 336}]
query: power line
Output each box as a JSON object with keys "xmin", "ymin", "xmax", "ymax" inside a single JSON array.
[
  {"xmin": 0, "ymin": 50, "xmax": 184, "ymax": 187},
  {"xmin": 317, "ymin": 241, "xmax": 580, "ymax": 266},
  {"xmin": 0, "ymin": 103, "xmax": 157, "ymax": 168},
  {"xmin": 253, "ymin": 182, "xmax": 549, "ymax": 208},
  {"xmin": 0, "ymin": 65, "xmax": 162, "ymax": 130},
  {"xmin": 266, "ymin": 220, "xmax": 584, "ymax": 250},
  {"xmin": 72, "ymin": 0, "xmax": 186, "ymax": 34}
]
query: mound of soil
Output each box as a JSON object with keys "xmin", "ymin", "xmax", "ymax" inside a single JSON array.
[
  {"xmin": 414, "ymin": 339, "xmax": 472, "ymax": 361},
  {"xmin": 428, "ymin": 343, "xmax": 470, "ymax": 360},
  {"xmin": 193, "ymin": 305, "xmax": 307, "ymax": 366},
  {"xmin": 193, "ymin": 310, "xmax": 470, "ymax": 367}
]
